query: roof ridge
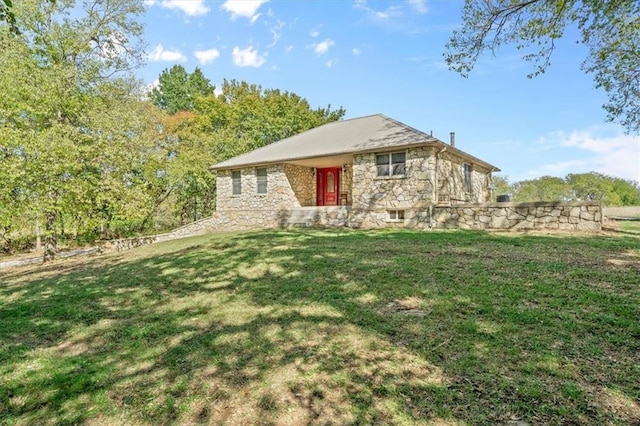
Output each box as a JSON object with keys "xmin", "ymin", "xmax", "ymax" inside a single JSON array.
[
  {"xmin": 320, "ymin": 113, "xmax": 384, "ymax": 126},
  {"xmin": 378, "ymin": 114, "xmax": 433, "ymax": 140}
]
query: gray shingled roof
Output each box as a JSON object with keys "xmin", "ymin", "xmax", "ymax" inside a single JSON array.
[{"xmin": 210, "ymin": 114, "xmax": 499, "ymax": 171}]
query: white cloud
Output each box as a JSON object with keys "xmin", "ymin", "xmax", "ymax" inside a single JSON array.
[
  {"xmin": 532, "ymin": 127, "xmax": 640, "ymax": 181},
  {"xmin": 407, "ymin": 0, "xmax": 428, "ymax": 14},
  {"xmin": 194, "ymin": 48, "xmax": 220, "ymax": 65},
  {"xmin": 144, "ymin": 0, "xmax": 156, "ymax": 6},
  {"xmin": 352, "ymin": 48, "xmax": 361, "ymax": 56},
  {"xmin": 326, "ymin": 59, "xmax": 337, "ymax": 68},
  {"xmin": 313, "ymin": 39, "xmax": 334, "ymax": 55},
  {"xmin": 285, "ymin": 45, "xmax": 294, "ymax": 53},
  {"xmin": 149, "ymin": 44, "xmax": 187, "ymax": 62},
  {"xmin": 159, "ymin": 0, "xmax": 209, "ymax": 16},
  {"xmin": 221, "ymin": 0, "xmax": 268, "ymax": 22},
  {"xmin": 232, "ymin": 46, "xmax": 266, "ymax": 67},
  {"xmin": 268, "ymin": 20, "xmax": 285, "ymax": 47},
  {"xmin": 139, "ymin": 79, "xmax": 160, "ymax": 99},
  {"xmin": 354, "ymin": 0, "xmax": 402, "ymax": 22},
  {"xmin": 309, "ymin": 29, "xmax": 320, "ymax": 37}
]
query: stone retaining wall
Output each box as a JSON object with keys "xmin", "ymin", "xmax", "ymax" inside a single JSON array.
[
  {"xmin": 431, "ymin": 201, "xmax": 602, "ymax": 231},
  {"xmin": 81, "ymin": 201, "xmax": 602, "ymax": 260},
  {"xmin": 165, "ymin": 201, "xmax": 602, "ymax": 235}
]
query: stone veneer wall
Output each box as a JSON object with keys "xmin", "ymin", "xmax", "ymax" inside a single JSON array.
[
  {"xmin": 284, "ymin": 164, "xmax": 315, "ymax": 206},
  {"xmin": 436, "ymin": 151, "xmax": 491, "ymax": 204},
  {"xmin": 163, "ymin": 201, "xmax": 601, "ymax": 236},
  {"xmin": 217, "ymin": 164, "xmax": 305, "ymax": 210},
  {"xmin": 352, "ymin": 147, "xmax": 434, "ymax": 210},
  {"xmin": 350, "ymin": 147, "xmax": 493, "ymax": 212},
  {"xmin": 341, "ymin": 164, "xmax": 353, "ymax": 205},
  {"xmin": 86, "ymin": 201, "xmax": 601, "ymax": 257},
  {"xmin": 431, "ymin": 201, "xmax": 602, "ymax": 231}
]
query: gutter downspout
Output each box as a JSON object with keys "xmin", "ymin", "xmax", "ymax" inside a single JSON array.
[
  {"xmin": 486, "ymin": 169, "xmax": 494, "ymax": 203},
  {"xmin": 430, "ymin": 145, "xmax": 447, "ymax": 228}
]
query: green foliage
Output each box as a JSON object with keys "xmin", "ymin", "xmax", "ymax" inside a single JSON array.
[
  {"xmin": 148, "ymin": 78, "xmax": 346, "ymax": 223},
  {"xmin": 1, "ymin": 0, "xmax": 347, "ymax": 256},
  {"xmin": 0, "ymin": 0, "xmax": 17, "ymax": 33},
  {"xmin": 195, "ymin": 79, "xmax": 346, "ymax": 149},
  {"xmin": 492, "ymin": 175, "xmax": 511, "ymax": 198},
  {"xmin": 512, "ymin": 176, "xmax": 570, "ymax": 202},
  {"xmin": 0, "ymin": 0, "xmax": 149, "ymax": 259},
  {"xmin": 446, "ymin": 0, "xmax": 640, "ymax": 134},
  {"xmin": 496, "ymin": 172, "xmax": 640, "ymax": 205},
  {"xmin": 150, "ymin": 65, "xmax": 215, "ymax": 114}
]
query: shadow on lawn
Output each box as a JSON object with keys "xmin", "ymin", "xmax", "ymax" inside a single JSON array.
[{"xmin": 0, "ymin": 229, "xmax": 638, "ymax": 425}]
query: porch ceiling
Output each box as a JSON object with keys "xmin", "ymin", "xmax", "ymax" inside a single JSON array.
[{"xmin": 287, "ymin": 154, "xmax": 353, "ymax": 168}]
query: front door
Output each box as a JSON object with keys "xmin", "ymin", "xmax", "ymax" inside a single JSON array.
[{"xmin": 316, "ymin": 167, "xmax": 340, "ymax": 206}]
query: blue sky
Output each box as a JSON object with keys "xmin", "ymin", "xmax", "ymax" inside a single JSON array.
[{"xmin": 141, "ymin": 0, "xmax": 639, "ymax": 183}]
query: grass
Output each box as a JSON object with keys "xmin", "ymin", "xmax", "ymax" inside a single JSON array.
[
  {"xmin": 0, "ymin": 229, "xmax": 639, "ymax": 425},
  {"xmin": 620, "ymin": 221, "xmax": 640, "ymax": 234}
]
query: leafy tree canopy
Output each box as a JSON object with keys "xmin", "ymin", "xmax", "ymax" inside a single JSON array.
[
  {"xmin": 496, "ymin": 172, "xmax": 640, "ymax": 205},
  {"xmin": 194, "ymin": 79, "xmax": 346, "ymax": 149},
  {"xmin": 446, "ymin": 0, "xmax": 640, "ymax": 134},
  {"xmin": 0, "ymin": 0, "xmax": 150, "ymax": 260},
  {"xmin": 150, "ymin": 65, "xmax": 215, "ymax": 114},
  {"xmin": 148, "ymin": 78, "xmax": 346, "ymax": 224}
]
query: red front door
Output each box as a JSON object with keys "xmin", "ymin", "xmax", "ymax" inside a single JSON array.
[{"xmin": 316, "ymin": 167, "xmax": 340, "ymax": 206}]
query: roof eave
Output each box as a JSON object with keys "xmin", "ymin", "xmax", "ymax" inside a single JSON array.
[
  {"xmin": 209, "ymin": 139, "xmax": 439, "ymax": 171},
  {"xmin": 209, "ymin": 139, "xmax": 501, "ymax": 172}
]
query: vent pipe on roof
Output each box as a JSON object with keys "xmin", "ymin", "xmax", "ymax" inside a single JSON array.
[{"xmin": 450, "ymin": 132, "xmax": 455, "ymax": 147}]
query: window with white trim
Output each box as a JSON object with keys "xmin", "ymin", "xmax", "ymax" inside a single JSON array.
[
  {"xmin": 232, "ymin": 171, "xmax": 241, "ymax": 195},
  {"xmin": 376, "ymin": 152, "xmax": 405, "ymax": 177},
  {"xmin": 256, "ymin": 168, "xmax": 267, "ymax": 194},
  {"xmin": 388, "ymin": 210, "xmax": 405, "ymax": 221},
  {"xmin": 464, "ymin": 163, "xmax": 472, "ymax": 193}
]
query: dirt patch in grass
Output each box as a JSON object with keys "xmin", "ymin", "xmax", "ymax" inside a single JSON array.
[{"xmin": 382, "ymin": 297, "xmax": 433, "ymax": 317}]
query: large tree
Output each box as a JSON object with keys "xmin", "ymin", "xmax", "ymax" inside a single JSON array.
[
  {"xmin": 146, "ymin": 78, "xmax": 346, "ymax": 224},
  {"xmin": 195, "ymin": 79, "xmax": 346, "ymax": 149},
  {"xmin": 446, "ymin": 0, "xmax": 640, "ymax": 134},
  {"xmin": 0, "ymin": 0, "xmax": 150, "ymax": 260},
  {"xmin": 150, "ymin": 65, "xmax": 215, "ymax": 114}
]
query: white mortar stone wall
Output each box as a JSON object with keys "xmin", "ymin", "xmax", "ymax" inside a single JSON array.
[
  {"xmin": 284, "ymin": 164, "xmax": 315, "ymax": 206},
  {"xmin": 97, "ymin": 201, "xmax": 601, "ymax": 257},
  {"xmin": 167, "ymin": 201, "xmax": 601, "ymax": 235},
  {"xmin": 436, "ymin": 151, "xmax": 491, "ymax": 204},
  {"xmin": 352, "ymin": 147, "xmax": 434, "ymax": 210},
  {"xmin": 431, "ymin": 201, "xmax": 602, "ymax": 231},
  {"xmin": 341, "ymin": 164, "xmax": 353, "ymax": 205},
  {"xmin": 350, "ymin": 147, "xmax": 492, "ymax": 212},
  {"xmin": 217, "ymin": 164, "xmax": 301, "ymax": 211}
]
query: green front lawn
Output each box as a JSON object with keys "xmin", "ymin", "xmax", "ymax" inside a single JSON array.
[{"xmin": 1, "ymin": 229, "xmax": 638, "ymax": 425}]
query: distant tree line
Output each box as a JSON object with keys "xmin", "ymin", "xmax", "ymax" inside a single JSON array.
[
  {"xmin": 493, "ymin": 173, "xmax": 640, "ymax": 205},
  {"xmin": 0, "ymin": 0, "xmax": 344, "ymax": 260}
]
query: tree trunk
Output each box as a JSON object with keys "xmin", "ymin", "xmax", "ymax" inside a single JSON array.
[
  {"xmin": 43, "ymin": 210, "xmax": 57, "ymax": 262},
  {"xmin": 35, "ymin": 220, "xmax": 42, "ymax": 251}
]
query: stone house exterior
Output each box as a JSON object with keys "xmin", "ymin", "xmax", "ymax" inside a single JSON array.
[{"xmin": 210, "ymin": 114, "xmax": 501, "ymax": 228}]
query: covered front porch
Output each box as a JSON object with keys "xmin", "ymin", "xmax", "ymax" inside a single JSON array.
[{"xmin": 284, "ymin": 153, "xmax": 353, "ymax": 208}]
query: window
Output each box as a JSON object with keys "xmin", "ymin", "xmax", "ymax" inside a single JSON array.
[
  {"xmin": 388, "ymin": 210, "xmax": 405, "ymax": 221},
  {"xmin": 256, "ymin": 168, "xmax": 267, "ymax": 194},
  {"xmin": 232, "ymin": 171, "xmax": 241, "ymax": 195},
  {"xmin": 376, "ymin": 152, "xmax": 405, "ymax": 177},
  {"xmin": 464, "ymin": 163, "xmax": 472, "ymax": 193},
  {"xmin": 327, "ymin": 171, "xmax": 335, "ymax": 193}
]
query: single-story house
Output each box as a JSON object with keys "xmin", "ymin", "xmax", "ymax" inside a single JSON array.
[{"xmin": 210, "ymin": 114, "xmax": 500, "ymax": 227}]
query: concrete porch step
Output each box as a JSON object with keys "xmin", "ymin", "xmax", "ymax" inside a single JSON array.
[{"xmin": 285, "ymin": 207, "xmax": 350, "ymax": 227}]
